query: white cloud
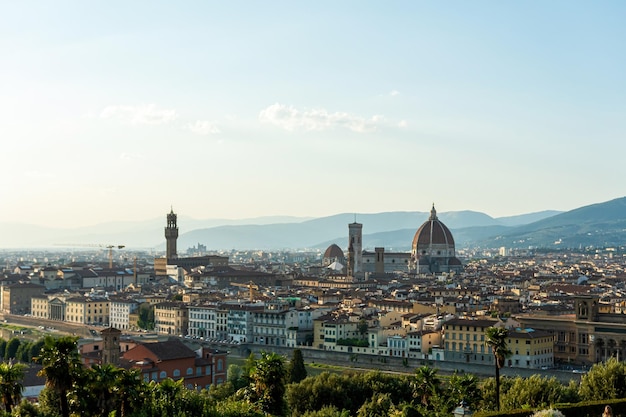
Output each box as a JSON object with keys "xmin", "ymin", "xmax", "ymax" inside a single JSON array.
[
  {"xmin": 389, "ymin": 90, "xmax": 400, "ymax": 96},
  {"xmin": 186, "ymin": 120, "xmax": 221, "ymax": 135},
  {"xmin": 259, "ymin": 103, "xmax": 379, "ymax": 133},
  {"xmin": 119, "ymin": 153, "xmax": 144, "ymax": 161},
  {"xmin": 398, "ymin": 120, "xmax": 408, "ymax": 128},
  {"xmin": 100, "ymin": 104, "xmax": 178, "ymax": 125}
]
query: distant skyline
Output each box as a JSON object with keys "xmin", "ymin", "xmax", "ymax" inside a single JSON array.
[{"xmin": 1, "ymin": 1, "xmax": 625, "ymax": 228}]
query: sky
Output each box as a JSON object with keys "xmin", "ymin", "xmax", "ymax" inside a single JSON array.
[{"xmin": 1, "ymin": 1, "xmax": 625, "ymax": 228}]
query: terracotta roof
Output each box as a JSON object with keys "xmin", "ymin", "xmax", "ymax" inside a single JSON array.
[{"xmin": 139, "ymin": 339, "xmax": 196, "ymax": 361}]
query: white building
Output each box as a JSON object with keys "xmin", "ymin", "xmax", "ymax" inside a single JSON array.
[
  {"xmin": 109, "ymin": 297, "xmax": 138, "ymax": 330},
  {"xmin": 188, "ymin": 304, "xmax": 218, "ymax": 339}
]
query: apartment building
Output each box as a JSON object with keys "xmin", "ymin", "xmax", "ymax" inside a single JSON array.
[
  {"xmin": 109, "ymin": 297, "xmax": 138, "ymax": 330},
  {"xmin": 188, "ymin": 304, "xmax": 218, "ymax": 339},
  {"xmin": 227, "ymin": 303, "xmax": 263, "ymax": 343},
  {"xmin": 154, "ymin": 302, "xmax": 188, "ymax": 336},
  {"xmin": 407, "ymin": 330, "xmax": 442, "ymax": 359},
  {"xmin": 253, "ymin": 301, "xmax": 295, "ymax": 347},
  {"xmin": 507, "ymin": 328, "xmax": 554, "ymax": 369},
  {"xmin": 65, "ymin": 297, "xmax": 110, "ymax": 325},
  {"xmin": 443, "ymin": 317, "xmax": 498, "ymax": 364}
]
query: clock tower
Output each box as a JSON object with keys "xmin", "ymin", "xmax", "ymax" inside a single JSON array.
[{"xmin": 165, "ymin": 208, "xmax": 178, "ymax": 260}]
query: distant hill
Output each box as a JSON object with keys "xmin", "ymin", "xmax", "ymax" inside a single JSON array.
[
  {"xmin": 7, "ymin": 198, "xmax": 626, "ymax": 252},
  {"xmin": 495, "ymin": 210, "xmax": 562, "ymax": 227},
  {"xmin": 175, "ymin": 210, "xmax": 561, "ymax": 252},
  {"xmin": 469, "ymin": 197, "xmax": 626, "ymax": 249}
]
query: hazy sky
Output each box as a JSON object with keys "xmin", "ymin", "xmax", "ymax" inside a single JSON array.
[{"xmin": 1, "ymin": 1, "xmax": 625, "ymax": 228}]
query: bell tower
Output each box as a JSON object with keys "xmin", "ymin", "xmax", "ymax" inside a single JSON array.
[
  {"xmin": 165, "ymin": 207, "xmax": 178, "ymax": 260},
  {"xmin": 348, "ymin": 220, "xmax": 363, "ymax": 274},
  {"xmin": 100, "ymin": 327, "xmax": 121, "ymax": 366}
]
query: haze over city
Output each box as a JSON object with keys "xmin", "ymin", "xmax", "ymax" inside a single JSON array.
[{"xmin": 1, "ymin": 1, "xmax": 625, "ymax": 228}]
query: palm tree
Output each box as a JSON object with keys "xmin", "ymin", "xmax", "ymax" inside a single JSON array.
[
  {"xmin": 485, "ymin": 327, "xmax": 511, "ymax": 412},
  {"xmin": 88, "ymin": 363, "xmax": 121, "ymax": 416},
  {"xmin": 412, "ymin": 365, "xmax": 441, "ymax": 407},
  {"xmin": 115, "ymin": 368, "xmax": 146, "ymax": 417},
  {"xmin": 35, "ymin": 336, "xmax": 81, "ymax": 417},
  {"xmin": 0, "ymin": 361, "xmax": 26, "ymax": 413}
]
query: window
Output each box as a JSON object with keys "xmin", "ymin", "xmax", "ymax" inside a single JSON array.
[
  {"xmin": 159, "ymin": 371, "xmax": 167, "ymax": 379},
  {"xmin": 173, "ymin": 369, "xmax": 180, "ymax": 377},
  {"xmin": 187, "ymin": 368, "xmax": 193, "ymax": 375}
]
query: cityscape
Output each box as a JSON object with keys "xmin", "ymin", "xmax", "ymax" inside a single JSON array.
[
  {"xmin": 2, "ymin": 202, "xmax": 626, "ymax": 405},
  {"xmin": 2, "ymin": 1, "xmax": 626, "ymax": 416}
]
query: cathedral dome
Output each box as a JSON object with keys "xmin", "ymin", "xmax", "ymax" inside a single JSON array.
[
  {"xmin": 324, "ymin": 244, "xmax": 344, "ymax": 259},
  {"xmin": 412, "ymin": 205, "xmax": 455, "ymax": 250}
]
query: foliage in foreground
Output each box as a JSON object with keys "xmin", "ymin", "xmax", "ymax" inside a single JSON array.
[{"xmin": 4, "ymin": 337, "xmax": 626, "ymax": 417}]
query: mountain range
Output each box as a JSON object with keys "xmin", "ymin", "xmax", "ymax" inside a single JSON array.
[{"xmin": 1, "ymin": 197, "xmax": 625, "ymax": 251}]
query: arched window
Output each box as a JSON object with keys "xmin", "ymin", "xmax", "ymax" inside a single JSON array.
[
  {"xmin": 186, "ymin": 367, "xmax": 193, "ymax": 375},
  {"xmin": 159, "ymin": 371, "xmax": 167, "ymax": 379},
  {"xmin": 173, "ymin": 369, "xmax": 180, "ymax": 377}
]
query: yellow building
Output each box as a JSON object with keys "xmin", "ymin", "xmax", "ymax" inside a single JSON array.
[
  {"xmin": 65, "ymin": 297, "xmax": 110, "ymax": 325},
  {"xmin": 313, "ymin": 313, "xmax": 361, "ymax": 351},
  {"xmin": 154, "ymin": 302, "xmax": 188, "ymax": 336},
  {"xmin": 443, "ymin": 317, "xmax": 498, "ymax": 364},
  {"xmin": 506, "ymin": 328, "xmax": 554, "ymax": 369},
  {"xmin": 31, "ymin": 295, "xmax": 50, "ymax": 319}
]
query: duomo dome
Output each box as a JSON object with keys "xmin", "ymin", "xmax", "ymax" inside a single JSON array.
[{"xmin": 411, "ymin": 205, "xmax": 463, "ymax": 274}]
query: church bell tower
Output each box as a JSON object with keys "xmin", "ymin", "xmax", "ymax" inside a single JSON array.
[{"xmin": 165, "ymin": 208, "xmax": 178, "ymax": 260}]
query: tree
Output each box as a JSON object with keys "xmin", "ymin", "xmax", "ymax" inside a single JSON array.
[
  {"xmin": 35, "ymin": 336, "xmax": 81, "ymax": 417},
  {"xmin": 115, "ymin": 368, "xmax": 146, "ymax": 417},
  {"xmin": 251, "ymin": 351, "xmax": 286, "ymax": 415},
  {"xmin": 485, "ymin": 327, "xmax": 511, "ymax": 412},
  {"xmin": 358, "ymin": 319, "xmax": 369, "ymax": 339},
  {"xmin": 0, "ymin": 361, "xmax": 26, "ymax": 413},
  {"xmin": 86, "ymin": 364, "xmax": 121, "ymax": 416},
  {"xmin": 499, "ymin": 374, "xmax": 578, "ymax": 411},
  {"xmin": 137, "ymin": 303, "xmax": 155, "ymax": 330},
  {"xmin": 5, "ymin": 338, "xmax": 20, "ymax": 360},
  {"xmin": 0, "ymin": 340, "xmax": 6, "ymax": 360},
  {"xmin": 356, "ymin": 393, "xmax": 394, "ymax": 417},
  {"xmin": 411, "ymin": 365, "xmax": 440, "ymax": 407},
  {"xmin": 287, "ymin": 349, "xmax": 307, "ymax": 383},
  {"xmin": 446, "ymin": 372, "xmax": 481, "ymax": 412},
  {"xmin": 579, "ymin": 357, "xmax": 626, "ymax": 401}
]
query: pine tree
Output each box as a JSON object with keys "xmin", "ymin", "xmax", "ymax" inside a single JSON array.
[{"xmin": 287, "ymin": 349, "xmax": 307, "ymax": 383}]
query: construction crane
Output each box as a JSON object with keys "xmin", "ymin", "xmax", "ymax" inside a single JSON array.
[
  {"xmin": 230, "ymin": 281, "xmax": 259, "ymax": 302},
  {"xmin": 55, "ymin": 243, "xmax": 125, "ymax": 268}
]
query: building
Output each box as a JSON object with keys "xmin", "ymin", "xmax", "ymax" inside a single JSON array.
[
  {"xmin": 188, "ymin": 304, "xmax": 218, "ymax": 339},
  {"xmin": 322, "ymin": 244, "xmax": 345, "ymax": 271},
  {"xmin": 165, "ymin": 208, "xmax": 179, "ymax": 260},
  {"xmin": 155, "ymin": 209, "xmax": 229, "ymax": 277},
  {"xmin": 154, "ymin": 302, "xmax": 189, "ymax": 336},
  {"xmin": 0, "ymin": 282, "xmax": 45, "ymax": 314},
  {"xmin": 65, "ymin": 297, "xmax": 110, "ymax": 325},
  {"xmin": 507, "ymin": 328, "xmax": 554, "ymax": 369},
  {"xmin": 348, "ymin": 222, "xmax": 363, "ymax": 275},
  {"xmin": 362, "ymin": 248, "xmax": 411, "ymax": 274},
  {"xmin": 443, "ymin": 317, "xmax": 498, "ymax": 364},
  {"xmin": 253, "ymin": 301, "xmax": 293, "ymax": 347},
  {"xmin": 109, "ymin": 297, "xmax": 139, "ymax": 330},
  {"xmin": 407, "ymin": 330, "xmax": 443, "ymax": 359},
  {"xmin": 516, "ymin": 295, "xmax": 626, "ymax": 366},
  {"xmin": 411, "ymin": 205, "xmax": 463, "ymax": 274}
]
